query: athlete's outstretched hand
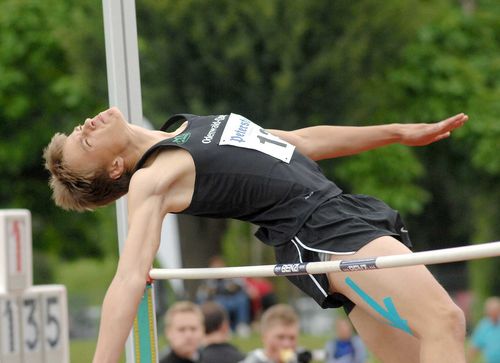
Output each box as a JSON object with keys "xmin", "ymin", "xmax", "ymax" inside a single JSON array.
[
  {"xmin": 269, "ymin": 112, "xmax": 469, "ymax": 160},
  {"xmin": 399, "ymin": 113, "xmax": 469, "ymax": 147}
]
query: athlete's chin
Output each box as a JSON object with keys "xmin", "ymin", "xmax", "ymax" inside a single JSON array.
[
  {"xmin": 105, "ymin": 106, "xmax": 122, "ymax": 119},
  {"xmin": 103, "ymin": 107, "xmax": 126, "ymax": 124}
]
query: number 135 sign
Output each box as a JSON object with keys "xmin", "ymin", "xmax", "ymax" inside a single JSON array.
[{"xmin": 1, "ymin": 286, "xmax": 69, "ymax": 363}]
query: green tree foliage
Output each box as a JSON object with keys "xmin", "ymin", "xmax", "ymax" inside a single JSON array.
[
  {"xmin": 0, "ymin": 0, "xmax": 116, "ymax": 274},
  {"xmin": 386, "ymin": 5, "xmax": 500, "ymax": 237}
]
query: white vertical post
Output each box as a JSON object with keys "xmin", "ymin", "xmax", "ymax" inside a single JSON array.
[
  {"xmin": 102, "ymin": 1, "xmax": 158, "ymax": 362},
  {"xmin": 102, "ymin": 0, "xmax": 143, "ymax": 252}
]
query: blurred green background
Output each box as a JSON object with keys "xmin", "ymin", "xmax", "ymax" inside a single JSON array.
[{"xmin": 1, "ymin": 0, "xmax": 499, "ymax": 361}]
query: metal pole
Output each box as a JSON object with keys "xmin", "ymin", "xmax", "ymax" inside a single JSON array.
[
  {"xmin": 150, "ymin": 241, "xmax": 500, "ymax": 280},
  {"xmin": 102, "ymin": 1, "xmax": 157, "ymax": 362}
]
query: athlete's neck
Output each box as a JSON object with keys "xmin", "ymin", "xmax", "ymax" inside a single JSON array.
[{"xmin": 123, "ymin": 123, "xmax": 187, "ymax": 169}]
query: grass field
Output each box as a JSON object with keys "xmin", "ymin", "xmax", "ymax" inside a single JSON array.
[{"xmin": 70, "ymin": 335, "xmax": 484, "ymax": 363}]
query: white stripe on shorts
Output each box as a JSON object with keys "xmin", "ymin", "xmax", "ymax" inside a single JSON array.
[
  {"xmin": 292, "ymin": 236, "xmax": 356, "ymax": 256},
  {"xmin": 291, "ymin": 238, "xmax": 329, "ymax": 297}
]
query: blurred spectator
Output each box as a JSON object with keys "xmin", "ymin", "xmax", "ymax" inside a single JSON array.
[
  {"xmin": 200, "ymin": 301, "xmax": 246, "ymax": 363},
  {"xmin": 467, "ymin": 296, "xmax": 500, "ymax": 363},
  {"xmin": 324, "ymin": 318, "xmax": 367, "ymax": 363},
  {"xmin": 160, "ymin": 301, "xmax": 205, "ymax": 363},
  {"xmin": 244, "ymin": 277, "xmax": 277, "ymax": 320},
  {"xmin": 239, "ymin": 304, "xmax": 312, "ymax": 363},
  {"xmin": 197, "ymin": 255, "xmax": 251, "ymax": 336}
]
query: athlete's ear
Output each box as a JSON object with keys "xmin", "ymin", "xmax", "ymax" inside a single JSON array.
[{"xmin": 109, "ymin": 156, "xmax": 125, "ymax": 179}]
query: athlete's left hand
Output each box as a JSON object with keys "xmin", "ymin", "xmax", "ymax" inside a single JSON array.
[{"xmin": 399, "ymin": 113, "xmax": 468, "ymax": 146}]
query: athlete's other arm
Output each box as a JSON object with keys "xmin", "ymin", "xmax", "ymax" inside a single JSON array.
[
  {"xmin": 92, "ymin": 171, "xmax": 168, "ymax": 363},
  {"xmin": 268, "ymin": 113, "xmax": 468, "ymax": 161}
]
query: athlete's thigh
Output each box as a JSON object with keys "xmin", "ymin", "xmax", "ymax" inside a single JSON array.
[
  {"xmin": 349, "ymin": 305, "xmax": 420, "ymax": 363},
  {"xmin": 327, "ymin": 236, "xmax": 454, "ymax": 338}
]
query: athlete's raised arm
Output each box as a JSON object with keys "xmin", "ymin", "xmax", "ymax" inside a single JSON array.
[
  {"xmin": 92, "ymin": 171, "xmax": 167, "ymax": 363},
  {"xmin": 269, "ymin": 113, "xmax": 468, "ymax": 161}
]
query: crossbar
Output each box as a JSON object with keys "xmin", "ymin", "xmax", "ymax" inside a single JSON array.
[{"xmin": 150, "ymin": 241, "xmax": 500, "ymax": 280}]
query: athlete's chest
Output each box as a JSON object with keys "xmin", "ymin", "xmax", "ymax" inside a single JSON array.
[{"xmin": 188, "ymin": 113, "xmax": 296, "ymax": 164}]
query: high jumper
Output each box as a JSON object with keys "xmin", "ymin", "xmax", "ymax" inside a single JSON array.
[{"xmin": 44, "ymin": 108, "xmax": 469, "ymax": 362}]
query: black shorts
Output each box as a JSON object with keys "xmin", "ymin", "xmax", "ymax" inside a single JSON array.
[{"xmin": 274, "ymin": 194, "xmax": 412, "ymax": 314}]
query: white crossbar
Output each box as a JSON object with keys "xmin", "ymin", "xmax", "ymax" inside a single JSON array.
[{"xmin": 150, "ymin": 241, "xmax": 500, "ymax": 280}]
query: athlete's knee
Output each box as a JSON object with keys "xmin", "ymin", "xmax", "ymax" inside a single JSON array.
[
  {"xmin": 444, "ymin": 303, "xmax": 466, "ymax": 341},
  {"xmin": 418, "ymin": 301, "xmax": 465, "ymax": 342}
]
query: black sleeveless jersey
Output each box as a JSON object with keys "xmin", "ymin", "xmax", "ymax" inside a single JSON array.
[{"xmin": 134, "ymin": 114, "xmax": 342, "ymax": 246}]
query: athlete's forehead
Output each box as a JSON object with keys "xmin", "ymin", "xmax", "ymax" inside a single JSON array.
[
  {"xmin": 64, "ymin": 131, "xmax": 83, "ymax": 158},
  {"xmin": 62, "ymin": 131, "xmax": 95, "ymax": 173}
]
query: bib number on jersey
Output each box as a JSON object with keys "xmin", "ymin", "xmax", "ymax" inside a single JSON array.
[{"xmin": 219, "ymin": 113, "xmax": 295, "ymax": 163}]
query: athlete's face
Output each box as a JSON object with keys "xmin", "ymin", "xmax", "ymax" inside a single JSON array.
[
  {"xmin": 166, "ymin": 311, "xmax": 204, "ymax": 359},
  {"xmin": 262, "ymin": 323, "xmax": 299, "ymax": 363},
  {"xmin": 63, "ymin": 107, "xmax": 129, "ymax": 175}
]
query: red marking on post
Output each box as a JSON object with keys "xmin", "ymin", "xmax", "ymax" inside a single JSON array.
[{"xmin": 13, "ymin": 220, "xmax": 22, "ymax": 272}]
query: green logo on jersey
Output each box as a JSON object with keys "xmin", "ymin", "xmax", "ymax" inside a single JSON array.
[{"xmin": 172, "ymin": 132, "xmax": 191, "ymax": 145}]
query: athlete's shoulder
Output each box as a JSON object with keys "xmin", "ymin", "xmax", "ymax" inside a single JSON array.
[
  {"xmin": 127, "ymin": 167, "xmax": 160, "ymax": 203},
  {"xmin": 130, "ymin": 148, "xmax": 195, "ymax": 212}
]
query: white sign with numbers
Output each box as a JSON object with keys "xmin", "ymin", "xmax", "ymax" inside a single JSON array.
[
  {"xmin": 0, "ymin": 210, "xmax": 32, "ymax": 293},
  {"xmin": 0, "ymin": 294, "xmax": 22, "ymax": 363},
  {"xmin": 219, "ymin": 113, "xmax": 295, "ymax": 163},
  {"xmin": 33, "ymin": 285, "xmax": 69, "ymax": 363},
  {"xmin": 1, "ymin": 209, "xmax": 70, "ymax": 363}
]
